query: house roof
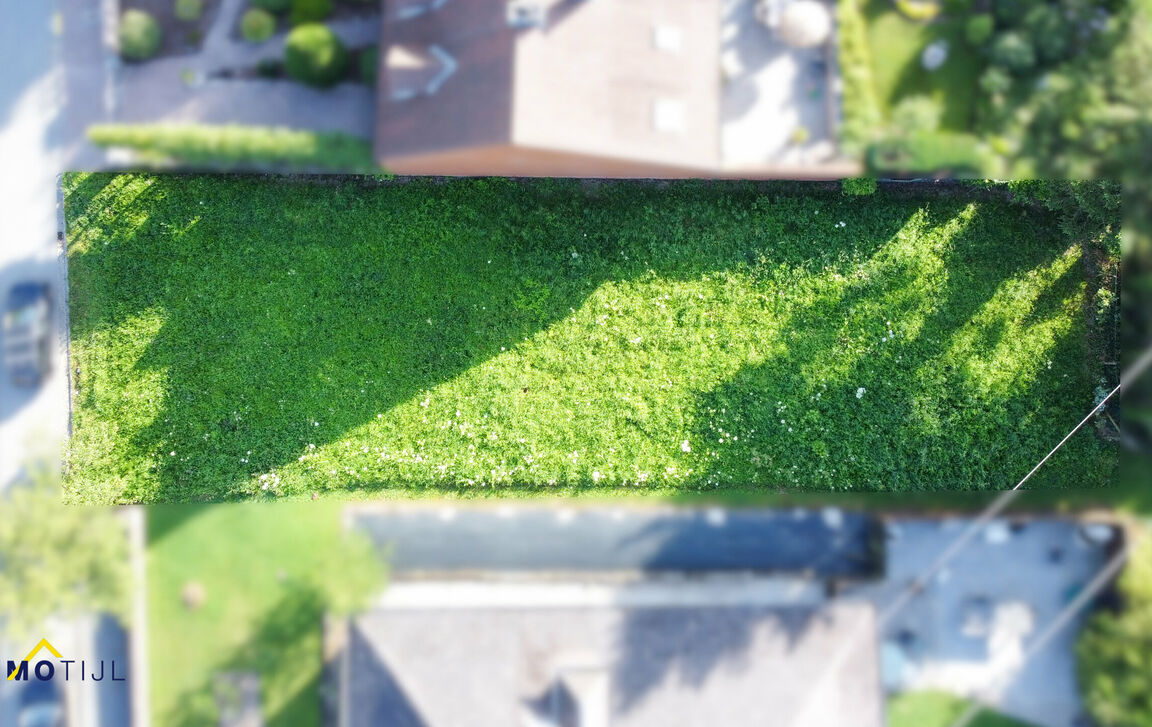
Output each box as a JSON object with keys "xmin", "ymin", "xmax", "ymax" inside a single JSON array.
[
  {"xmin": 375, "ymin": 0, "xmax": 723, "ymax": 170},
  {"xmin": 344, "ymin": 600, "xmax": 883, "ymax": 727},
  {"xmin": 349, "ymin": 506, "xmax": 884, "ymax": 579}
]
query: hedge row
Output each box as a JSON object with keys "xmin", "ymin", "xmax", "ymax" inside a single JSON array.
[
  {"xmin": 87, "ymin": 123, "xmax": 379, "ymax": 172},
  {"xmin": 835, "ymin": 0, "xmax": 883, "ymax": 156}
]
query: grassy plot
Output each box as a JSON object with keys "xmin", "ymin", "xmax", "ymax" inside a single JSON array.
[
  {"xmin": 861, "ymin": 0, "xmax": 980, "ymax": 131},
  {"xmin": 64, "ymin": 173, "xmax": 1114, "ymax": 503},
  {"xmin": 888, "ymin": 691, "xmax": 1038, "ymax": 727},
  {"xmin": 146, "ymin": 502, "xmax": 383, "ymax": 727}
]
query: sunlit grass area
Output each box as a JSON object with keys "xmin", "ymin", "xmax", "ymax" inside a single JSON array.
[
  {"xmin": 146, "ymin": 502, "xmax": 382, "ymax": 727},
  {"xmin": 888, "ymin": 691, "xmax": 1038, "ymax": 727},
  {"xmin": 65, "ymin": 174, "xmax": 1114, "ymax": 503}
]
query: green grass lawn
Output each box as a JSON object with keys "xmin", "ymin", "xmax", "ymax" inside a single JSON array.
[
  {"xmin": 64, "ymin": 173, "xmax": 1114, "ymax": 503},
  {"xmin": 146, "ymin": 502, "xmax": 382, "ymax": 727},
  {"xmin": 862, "ymin": 0, "xmax": 981, "ymax": 131},
  {"xmin": 888, "ymin": 691, "xmax": 1038, "ymax": 727}
]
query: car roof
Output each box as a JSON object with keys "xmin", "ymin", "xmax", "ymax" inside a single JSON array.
[
  {"xmin": 19, "ymin": 678, "xmax": 62, "ymax": 705},
  {"xmin": 6, "ymin": 282, "xmax": 50, "ymax": 308}
]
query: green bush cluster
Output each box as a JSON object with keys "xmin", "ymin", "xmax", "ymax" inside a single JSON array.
[
  {"xmin": 989, "ymin": 31, "xmax": 1036, "ymax": 72},
  {"xmin": 284, "ymin": 22, "xmax": 347, "ymax": 86},
  {"xmin": 289, "ymin": 0, "xmax": 333, "ymax": 25},
  {"xmin": 965, "ymin": 13, "xmax": 993, "ymax": 46},
  {"xmin": 241, "ymin": 8, "xmax": 277, "ymax": 42},
  {"xmin": 1078, "ymin": 534, "xmax": 1152, "ymax": 727},
  {"xmin": 841, "ymin": 177, "xmax": 878, "ymax": 196},
  {"xmin": 175, "ymin": 0, "xmax": 204, "ymax": 22},
  {"xmin": 890, "ymin": 95, "xmax": 943, "ymax": 135},
  {"xmin": 119, "ymin": 9, "xmax": 163, "ymax": 61},
  {"xmin": 86, "ymin": 123, "xmax": 378, "ymax": 172}
]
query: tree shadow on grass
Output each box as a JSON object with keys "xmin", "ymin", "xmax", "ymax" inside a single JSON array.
[
  {"xmin": 160, "ymin": 584, "xmax": 326, "ymax": 727},
  {"xmin": 686, "ymin": 199, "xmax": 1112, "ymax": 493},
  {"xmin": 62, "ymin": 175, "xmax": 1103, "ymax": 504},
  {"xmin": 64, "ymin": 175, "xmax": 923, "ymax": 503}
]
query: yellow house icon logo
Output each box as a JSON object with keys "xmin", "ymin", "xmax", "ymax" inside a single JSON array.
[
  {"xmin": 6, "ymin": 637, "xmax": 125, "ymax": 683},
  {"xmin": 7, "ymin": 638, "xmax": 62, "ymax": 681}
]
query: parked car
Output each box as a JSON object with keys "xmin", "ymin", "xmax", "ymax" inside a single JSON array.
[
  {"xmin": 2, "ymin": 282, "xmax": 52, "ymax": 388},
  {"xmin": 18, "ymin": 678, "xmax": 65, "ymax": 727}
]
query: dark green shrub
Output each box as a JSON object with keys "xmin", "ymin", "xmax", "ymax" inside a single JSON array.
[
  {"xmin": 119, "ymin": 9, "xmax": 163, "ymax": 61},
  {"xmin": 284, "ymin": 23, "xmax": 348, "ymax": 87},
  {"xmin": 841, "ymin": 177, "xmax": 877, "ymax": 196},
  {"xmin": 890, "ymin": 95, "xmax": 942, "ymax": 135},
  {"xmin": 241, "ymin": 8, "xmax": 277, "ymax": 42},
  {"xmin": 989, "ymin": 31, "xmax": 1036, "ymax": 71},
  {"xmin": 358, "ymin": 44, "xmax": 378, "ymax": 84},
  {"xmin": 1078, "ymin": 535, "xmax": 1152, "ymax": 727},
  {"xmin": 992, "ymin": 0, "xmax": 1028, "ymax": 24},
  {"xmin": 965, "ymin": 13, "xmax": 993, "ymax": 46},
  {"xmin": 256, "ymin": 57, "xmax": 283, "ymax": 78},
  {"xmin": 979, "ymin": 65, "xmax": 1013, "ymax": 95},
  {"xmin": 289, "ymin": 0, "xmax": 333, "ymax": 25},
  {"xmin": 250, "ymin": 0, "xmax": 291, "ymax": 12},
  {"xmin": 1024, "ymin": 4, "xmax": 1072, "ymax": 63},
  {"xmin": 175, "ymin": 0, "xmax": 204, "ymax": 21}
]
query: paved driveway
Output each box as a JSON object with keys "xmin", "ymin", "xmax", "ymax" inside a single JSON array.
[{"xmin": 847, "ymin": 517, "xmax": 1114, "ymax": 727}]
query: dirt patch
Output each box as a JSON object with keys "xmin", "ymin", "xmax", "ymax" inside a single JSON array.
[{"xmin": 122, "ymin": 0, "xmax": 222, "ymax": 58}]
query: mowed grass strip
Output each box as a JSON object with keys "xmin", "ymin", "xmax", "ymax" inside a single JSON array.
[{"xmin": 64, "ymin": 174, "xmax": 1114, "ymax": 503}]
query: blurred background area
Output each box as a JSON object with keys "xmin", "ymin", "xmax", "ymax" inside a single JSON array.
[
  {"xmin": 0, "ymin": 0, "xmax": 1145, "ymax": 180},
  {"xmin": 2, "ymin": 0, "xmax": 1151, "ymax": 726},
  {"xmin": 2, "ymin": 482, "xmax": 1151, "ymax": 727}
]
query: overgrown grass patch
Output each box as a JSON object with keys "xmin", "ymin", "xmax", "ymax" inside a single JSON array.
[{"xmin": 65, "ymin": 173, "xmax": 1115, "ymax": 503}]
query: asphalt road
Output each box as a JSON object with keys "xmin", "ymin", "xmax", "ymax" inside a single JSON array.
[{"xmin": 0, "ymin": 0, "xmax": 84, "ymax": 490}]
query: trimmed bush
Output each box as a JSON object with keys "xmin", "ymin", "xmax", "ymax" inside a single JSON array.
[
  {"xmin": 250, "ymin": 0, "xmax": 291, "ymax": 12},
  {"xmin": 86, "ymin": 123, "xmax": 379, "ymax": 172},
  {"xmin": 979, "ymin": 65, "xmax": 1013, "ymax": 95},
  {"xmin": 119, "ymin": 9, "xmax": 163, "ymax": 61},
  {"xmin": 284, "ymin": 23, "xmax": 348, "ymax": 87},
  {"xmin": 989, "ymin": 31, "xmax": 1036, "ymax": 71},
  {"xmin": 1024, "ymin": 4, "xmax": 1072, "ymax": 63},
  {"xmin": 358, "ymin": 44, "xmax": 378, "ymax": 85},
  {"xmin": 841, "ymin": 177, "xmax": 878, "ymax": 196},
  {"xmin": 241, "ymin": 8, "xmax": 277, "ymax": 42},
  {"xmin": 289, "ymin": 0, "xmax": 333, "ymax": 25},
  {"xmin": 175, "ymin": 0, "xmax": 205, "ymax": 22},
  {"xmin": 965, "ymin": 14, "xmax": 994, "ymax": 46},
  {"xmin": 890, "ymin": 95, "xmax": 943, "ymax": 135}
]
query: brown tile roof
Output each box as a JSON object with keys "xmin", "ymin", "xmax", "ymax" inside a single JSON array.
[{"xmin": 375, "ymin": 0, "xmax": 722, "ymax": 170}]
